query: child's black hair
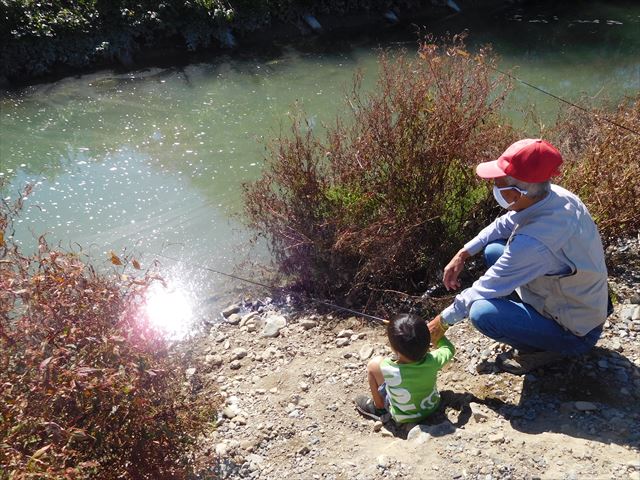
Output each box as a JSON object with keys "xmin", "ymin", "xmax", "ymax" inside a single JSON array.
[{"xmin": 386, "ymin": 313, "xmax": 430, "ymax": 362}]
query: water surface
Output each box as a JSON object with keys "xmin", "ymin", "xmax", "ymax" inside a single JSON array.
[{"xmin": 1, "ymin": 1, "xmax": 638, "ymax": 336}]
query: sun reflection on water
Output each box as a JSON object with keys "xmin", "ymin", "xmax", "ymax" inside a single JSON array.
[{"xmin": 144, "ymin": 281, "xmax": 194, "ymax": 340}]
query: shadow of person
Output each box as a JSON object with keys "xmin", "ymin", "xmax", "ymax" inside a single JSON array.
[
  {"xmin": 383, "ymin": 390, "xmax": 477, "ymax": 439},
  {"xmin": 477, "ymin": 347, "xmax": 640, "ymax": 449}
]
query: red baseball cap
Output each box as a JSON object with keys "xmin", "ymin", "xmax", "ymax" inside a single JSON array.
[{"xmin": 476, "ymin": 139, "xmax": 563, "ymax": 183}]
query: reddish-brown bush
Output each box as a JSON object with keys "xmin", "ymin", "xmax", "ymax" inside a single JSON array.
[
  {"xmin": 0, "ymin": 195, "xmax": 216, "ymax": 479},
  {"xmin": 243, "ymin": 36, "xmax": 518, "ymax": 303},
  {"xmin": 550, "ymin": 95, "xmax": 640, "ymax": 242}
]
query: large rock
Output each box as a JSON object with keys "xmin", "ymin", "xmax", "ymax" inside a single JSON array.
[{"xmin": 261, "ymin": 314, "xmax": 287, "ymax": 338}]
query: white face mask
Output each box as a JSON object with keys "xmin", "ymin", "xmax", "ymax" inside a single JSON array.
[{"xmin": 493, "ymin": 185, "xmax": 527, "ymax": 210}]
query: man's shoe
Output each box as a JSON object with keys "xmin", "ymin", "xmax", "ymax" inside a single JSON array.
[
  {"xmin": 496, "ymin": 349, "xmax": 564, "ymax": 375},
  {"xmin": 354, "ymin": 395, "xmax": 386, "ymax": 421}
]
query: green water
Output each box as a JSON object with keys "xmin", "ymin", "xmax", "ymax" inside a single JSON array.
[{"xmin": 1, "ymin": 1, "xmax": 638, "ymax": 335}]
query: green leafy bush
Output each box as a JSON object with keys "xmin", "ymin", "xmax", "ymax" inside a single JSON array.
[
  {"xmin": 550, "ymin": 95, "xmax": 640, "ymax": 242},
  {"xmin": 0, "ymin": 191, "xmax": 217, "ymax": 479},
  {"xmin": 243, "ymin": 36, "xmax": 518, "ymax": 303}
]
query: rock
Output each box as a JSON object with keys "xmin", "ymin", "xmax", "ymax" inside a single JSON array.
[
  {"xmin": 336, "ymin": 338, "xmax": 350, "ymax": 347},
  {"xmin": 407, "ymin": 425, "xmax": 433, "ymax": 444},
  {"xmin": 231, "ymin": 348, "xmax": 248, "ymax": 361},
  {"xmin": 225, "ymin": 313, "xmax": 241, "ymax": 325},
  {"xmin": 261, "ymin": 315, "xmax": 287, "ymax": 338},
  {"xmin": 185, "ymin": 367, "xmax": 196, "ymax": 377},
  {"xmin": 223, "ymin": 404, "xmax": 241, "ymax": 418},
  {"xmin": 205, "ymin": 354, "xmax": 223, "ymax": 367},
  {"xmin": 376, "ymin": 455, "xmax": 388, "ymax": 468},
  {"xmin": 222, "ymin": 304, "xmax": 241, "ymax": 317},
  {"xmin": 229, "ymin": 360, "xmax": 242, "ymax": 370},
  {"xmin": 297, "ymin": 446, "xmax": 310, "ymax": 455},
  {"xmin": 300, "ymin": 382, "xmax": 310, "ymax": 392},
  {"xmin": 488, "ymin": 432, "xmax": 505, "ymax": 443},
  {"xmin": 610, "ymin": 339, "xmax": 623, "ymax": 352},
  {"xmin": 620, "ymin": 305, "xmax": 636, "ymax": 321},
  {"xmin": 240, "ymin": 312, "xmax": 260, "ymax": 326},
  {"xmin": 373, "ymin": 421, "xmax": 383, "ymax": 432},
  {"xmin": 336, "ymin": 329, "xmax": 354, "ymax": 338},
  {"xmin": 380, "ymin": 427, "xmax": 394, "ymax": 437},
  {"xmin": 469, "ymin": 402, "xmax": 491, "ymax": 423},
  {"xmin": 300, "ymin": 319, "xmax": 318, "ymax": 330},
  {"xmin": 630, "ymin": 472, "xmax": 640, "ymax": 480},
  {"xmin": 359, "ymin": 345, "xmax": 374, "ymax": 360},
  {"xmin": 575, "ymin": 401, "xmax": 598, "ymax": 411},
  {"xmin": 215, "ymin": 442, "xmax": 228, "ymax": 456},
  {"xmin": 633, "ymin": 306, "xmax": 640, "ymax": 321}
]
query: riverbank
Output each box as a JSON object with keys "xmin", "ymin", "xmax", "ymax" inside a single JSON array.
[
  {"xmin": 186, "ymin": 236, "xmax": 640, "ymax": 479},
  {"xmin": 0, "ymin": 0, "xmax": 512, "ymax": 87}
]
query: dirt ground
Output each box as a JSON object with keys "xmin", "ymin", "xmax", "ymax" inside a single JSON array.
[{"xmin": 186, "ymin": 288, "xmax": 640, "ymax": 480}]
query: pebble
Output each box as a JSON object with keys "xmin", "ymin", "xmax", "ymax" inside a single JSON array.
[
  {"xmin": 407, "ymin": 425, "xmax": 432, "ymax": 444},
  {"xmin": 488, "ymin": 433, "xmax": 505, "ymax": 443},
  {"xmin": 373, "ymin": 421, "xmax": 383, "ymax": 432},
  {"xmin": 469, "ymin": 402, "xmax": 491, "ymax": 423},
  {"xmin": 377, "ymin": 455, "xmax": 388, "ymax": 468},
  {"xmin": 225, "ymin": 313, "xmax": 241, "ymax": 325},
  {"xmin": 205, "ymin": 354, "xmax": 223, "ymax": 366},
  {"xmin": 229, "ymin": 360, "xmax": 242, "ymax": 370},
  {"xmin": 231, "ymin": 348, "xmax": 248, "ymax": 361},
  {"xmin": 300, "ymin": 319, "xmax": 318, "ymax": 330},
  {"xmin": 223, "ymin": 404, "xmax": 241, "ymax": 418},
  {"xmin": 336, "ymin": 329, "xmax": 354, "ymax": 338},
  {"xmin": 300, "ymin": 382, "xmax": 310, "ymax": 392},
  {"xmin": 575, "ymin": 401, "xmax": 598, "ymax": 411},
  {"xmin": 380, "ymin": 427, "xmax": 393, "ymax": 437},
  {"xmin": 336, "ymin": 338, "xmax": 350, "ymax": 347},
  {"xmin": 359, "ymin": 344, "xmax": 374, "ymax": 360},
  {"xmin": 222, "ymin": 304, "xmax": 241, "ymax": 317},
  {"xmin": 185, "ymin": 367, "xmax": 196, "ymax": 377},
  {"xmin": 261, "ymin": 315, "xmax": 287, "ymax": 338}
]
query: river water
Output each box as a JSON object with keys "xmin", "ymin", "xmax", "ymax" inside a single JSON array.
[{"xmin": 1, "ymin": 1, "xmax": 638, "ymax": 336}]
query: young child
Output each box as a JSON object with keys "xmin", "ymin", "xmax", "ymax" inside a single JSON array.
[{"xmin": 355, "ymin": 313, "xmax": 455, "ymax": 424}]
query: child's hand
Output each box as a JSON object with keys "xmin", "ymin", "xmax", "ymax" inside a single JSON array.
[{"xmin": 427, "ymin": 315, "xmax": 447, "ymax": 345}]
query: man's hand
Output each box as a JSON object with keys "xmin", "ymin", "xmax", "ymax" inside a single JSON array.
[
  {"xmin": 443, "ymin": 249, "xmax": 470, "ymax": 291},
  {"xmin": 427, "ymin": 315, "xmax": 447, "ymax": 346}
]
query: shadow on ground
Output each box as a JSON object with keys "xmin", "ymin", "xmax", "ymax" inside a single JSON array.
[{"xmin": 382, "ymin": 347, "xmax": 640, "ymax": 449}]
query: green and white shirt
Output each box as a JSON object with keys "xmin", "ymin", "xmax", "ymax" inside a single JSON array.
[{"xmin": 380, "ymin": 337, "xmax": 455, "ymax": 423}]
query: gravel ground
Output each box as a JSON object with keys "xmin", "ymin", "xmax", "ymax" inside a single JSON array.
[{"xmin": 184, "ymin": 236, "xmax": 640, "ymax": 480}]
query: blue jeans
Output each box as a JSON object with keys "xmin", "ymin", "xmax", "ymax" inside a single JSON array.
[{"xmin": 469, "ymin": 241, "xmax": 602, "ymax": 356}]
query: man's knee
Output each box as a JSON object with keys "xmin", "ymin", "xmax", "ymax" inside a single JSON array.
[{"xmin": 469, "ymin": 299, "xmax": 503, "ymax": 339}]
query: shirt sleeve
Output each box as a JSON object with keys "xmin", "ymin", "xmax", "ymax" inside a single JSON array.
[
  {"xmin": 441, "ymin": 234, "xmax": 567, "ymax": 325},
  {"xmin": 429, "ymin": 336, "xmax": 455, "ymax": 368},
  {"xmin": 463, "ymin": 212, "xmax": 517, "ymax": 256}
]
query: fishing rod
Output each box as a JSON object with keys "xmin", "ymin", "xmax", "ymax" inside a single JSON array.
[{"xmin": 149, "ymin": 251, "xmax": 390, "ymax": 325}]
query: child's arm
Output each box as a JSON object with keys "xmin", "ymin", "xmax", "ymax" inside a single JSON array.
[
  {"xmin": 367, "ymin": 356, "xmax": 386, "ymax": 409},
  {"xmin": 430, "ymin": 336, "xmax": 455, "ymax": 368}
]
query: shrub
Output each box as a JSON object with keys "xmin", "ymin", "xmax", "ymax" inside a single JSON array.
[
  {"xmin": 0, "ymin": 191, "xmax": 217, "ymax": 479},
  {"xmin": 549, "ymin": 95, "xmax": 640, "ymax": 243},
  {"xmin": 243, "ymin": 36, "xmax": 519, "ymax": 303}
]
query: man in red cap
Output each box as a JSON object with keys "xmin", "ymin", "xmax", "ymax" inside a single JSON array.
[{"xmin": 427, "ymin": 139, "xmax": 609, "ymax": 374}]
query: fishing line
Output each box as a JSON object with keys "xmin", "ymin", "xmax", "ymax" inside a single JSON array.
[
  {"xmin": 149, "ymin": 251, "xmax": 390, "ymax": 324},
  {"xmin": 489, "ymin": 65, "xmax": 640, "ymax": 137}
]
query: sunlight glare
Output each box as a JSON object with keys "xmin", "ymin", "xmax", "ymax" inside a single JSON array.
[{"xmin": 144, "ymin": 282, "xmax": 194, "ymax": 339}]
